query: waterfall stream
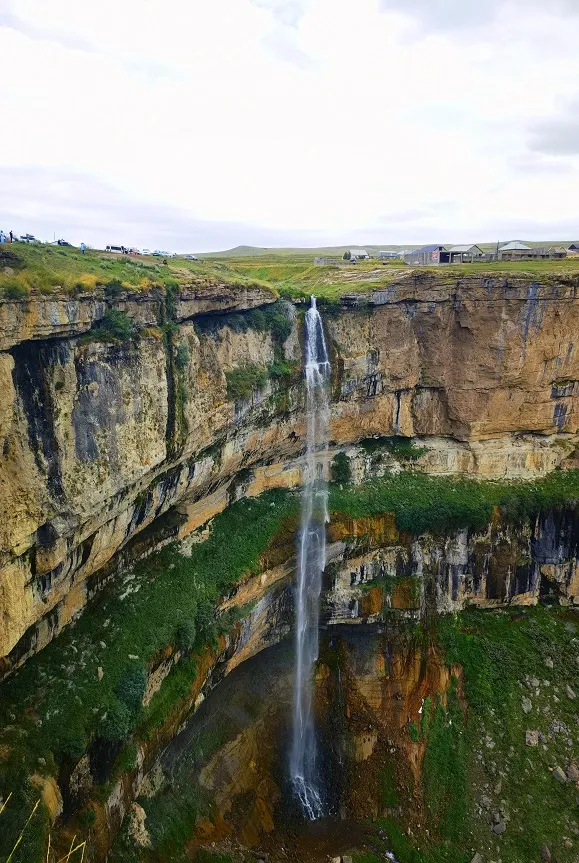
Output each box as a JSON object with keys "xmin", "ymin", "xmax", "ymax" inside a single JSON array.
[{"xmin": 290, "ymin": 295, "xmax": 330, "ymax": 819}]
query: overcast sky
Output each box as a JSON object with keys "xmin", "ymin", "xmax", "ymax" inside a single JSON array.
[{"xmin": 1, "ymin": 0, "xmax": 578, "ymax": 251}]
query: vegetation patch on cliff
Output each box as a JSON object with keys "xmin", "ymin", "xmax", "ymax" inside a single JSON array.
[{"xmin": 329, "ymin": 469, "xmax": 579, "ymax": 535}]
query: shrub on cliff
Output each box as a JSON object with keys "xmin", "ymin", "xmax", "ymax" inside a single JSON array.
[
  {"xmin": 100, "ymin": 699, "xmax": 133, "ymax": 741},
  {"xmin": 175, "ymin": 619, "xmax": 196, "ymax": 652},
  {"xmin": 117, "ymin": 665, "xmax": 147, "ymax": 716},
  {"xmin": 226, "ymin": 363, "xmax": 269, "ymax": 400},
  {"xmin": 84, "ymin": 308, "xmax": 134, "ymax": 343},
  {"xmin": 99, "ymin": 309, "xmax": 133, "ymax": 340},
  {"xmin": 1, "ymin": 277, "xmax": 29, "ymax": 299},
  {"xmin": 331, "ymin": 451, "xmax": 352, "ymax": 485}
]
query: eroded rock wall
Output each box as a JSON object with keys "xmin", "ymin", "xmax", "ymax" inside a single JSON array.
[{"xmin": 1, "ymin": 275, "xmax": 579, "ymax": 671}]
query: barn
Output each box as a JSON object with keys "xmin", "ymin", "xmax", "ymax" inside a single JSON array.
[{"xmin": 403, "ymin": 244, "xmax": 450, "ymax": 265}]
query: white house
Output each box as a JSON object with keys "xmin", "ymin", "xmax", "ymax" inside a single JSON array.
[{"xmin": 349, "ymin": 249, "xmax": 369, "ymax": 260}]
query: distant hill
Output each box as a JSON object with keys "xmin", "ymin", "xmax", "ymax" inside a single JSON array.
[
  {"xmin": 198, "ymin": 244, "xmax": 413, "ymax": 259},
  {"xmin": 199, "ymin": 241, "xmax": 578, "ymax": 259}
]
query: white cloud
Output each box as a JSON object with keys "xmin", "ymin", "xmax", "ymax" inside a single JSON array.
[{"xmin": 0, "ymin": 0, "xmax": 577, "ymax": 251}]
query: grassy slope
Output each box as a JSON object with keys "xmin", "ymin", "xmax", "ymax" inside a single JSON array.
[
  {"xmin": 3, "ymin": 243, "xmax": 579, "ymax": 304},
  {"xmin": 0, "ymin": 243, "xmax": 272, "ymax": 298}
]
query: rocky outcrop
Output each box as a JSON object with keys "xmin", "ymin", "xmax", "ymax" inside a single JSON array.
[
  {"xmin": 324, "ymin": 506, "xmax": 579, "ymax": 623},
  {"xmin": 1, "ymin": 274, "xmax": 579, "ymax": 673}
]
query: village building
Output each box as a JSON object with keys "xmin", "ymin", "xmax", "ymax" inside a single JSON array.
[
  {"xmin": 314, "ymin": 256, "xmax": 340, "ymax": 265},
  {"xmin": 376, "ymin": 250, "xmax": 401, "ymax": 259},
  {"xmin": 349, "ymin": 249, "xmax": 370, "ymax": 260},
  {"xmin": 497, "ymin": 241, "xmax": 532, "ymax": 260},
  {"xmin": 448, "ymin": 244, "xmax": 484, "ymax": 263},
  {"xmin": 498, "ymin": 241, "xmax": 567, "ymax": 260},
  {"xmin": 533, "ymin": 246, "xmax": 568, "ymax": 259},
  {"xmin": 403, "ymin": 244, "xmax": 450, "ymax": 265}
]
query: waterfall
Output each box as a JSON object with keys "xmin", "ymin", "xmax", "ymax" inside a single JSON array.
[{"xmin": 290, "ymin": 295, "xmax": 330, "ymax": 820}]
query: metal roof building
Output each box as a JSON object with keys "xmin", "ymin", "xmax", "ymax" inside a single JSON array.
[
  {"xmin": 448, "ymin": 244, "xmax": 484, "ymax": 262},
  {"xmin": 499, "ymin": 241, "xmax": 532, "ymax": 252},
  {"xmin": 403, "ymin": 244, "xmax": 449, "ymax": 265}
]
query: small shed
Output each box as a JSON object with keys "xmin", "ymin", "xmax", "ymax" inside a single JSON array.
[
  {"xmin": 448, "ymin": 244, "xmax": 484, "ymax": 263},
  {"xmin": 349, "ymin": 249, "xmax": 369, "ymax": 260}
]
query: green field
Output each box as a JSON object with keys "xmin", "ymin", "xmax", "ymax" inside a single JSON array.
[{"xmin": 2, "ymin": 242, "xmax": 579, "ymax": 304}]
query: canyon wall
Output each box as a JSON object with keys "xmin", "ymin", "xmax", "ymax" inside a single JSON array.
[{"xmin": 1, "ymin": 274, "xmax": 579, "ymax": 673}]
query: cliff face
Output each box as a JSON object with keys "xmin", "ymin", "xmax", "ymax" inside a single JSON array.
[{"xmin": 1, "ymin": 274, "xmax": 579, "ymax": 673}]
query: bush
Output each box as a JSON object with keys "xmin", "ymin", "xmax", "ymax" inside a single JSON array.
[
  {"xmin": 225, "ymin": 364, "xmax": 268, "ymax": 400},
  {"xmin": 78, "ymin": 806, "xmax": 97, "ymax": 828},
  {"xmin": 117, "ymin": 666, "xmax": 147, "ymax": 716},
  {"xmin": 94, "ymin": 308, "xmax": 133, "ymax": 341},
  {"xmin": 360, "ymin": 436, "xmax": 427, "ymax": 461},
  {"xmin": 57, "ymin": 725, "xmax": 88, "ymax": 760},
  {"xmin": 100, "ymin": 699, "xmax": 132, "ymax": 741},
  {"xmin": 195, "ymin": 600, "xmax": 218, "ymax": 647},
  {"xmin": 1, "ymin": 278, "xmax": 29, "ymax": 299},
  {"xmin": 104, "ymin": 279, "xmax": 124, "ymax": 298},
  {"xmin": 175, "ymin": 619, "xmax": 196, "ymax": 652},
  {"xmin": 331, "ymin": 451, "xmax": 352, "ymax": 485}
]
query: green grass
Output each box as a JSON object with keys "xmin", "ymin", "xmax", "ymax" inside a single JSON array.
[
  {"xmin": 0, "ymin": 243, "xmax": 277, "ymax": 298},
  {"xmin": 329, "ymin": 468, "xmax": 579, "ymax": 535},
  {"xmin": 3, "ymin": 243, "xmax": 579, "ymax": 304},
  {"xmin": 422, "ymin": 683, "xmax": 468, "ymax": 842},
  {"xmin": 367, "ymin": 607, "xmax": 579, "ymax": 861}
]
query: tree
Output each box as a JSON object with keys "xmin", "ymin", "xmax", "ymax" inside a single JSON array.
[{"xmin": 343, "ymin": 251, "xmax": 351, "ymax": 260}]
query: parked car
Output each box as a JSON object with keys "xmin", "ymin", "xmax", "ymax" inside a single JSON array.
[
  {"xmin": 141, "ymin": 248, "xmax": 151, "ymax": 256},
  {"xmin": 105, "ymin": 245, "xmax": 126, "ymax": 254},
  {"xmin": 152, "ymin": 250, "xmax": 163, "ymax": 256},
  {"xmin": 57, "ymin": 239, "xmax": 72, "ymax": 246},
  {"xmin": 183, "ymin": 254, "xmax": 199, "ymax": 261},
  {"xmin": 20, "ymin": 233, "xmax": 39, "ymax": 243}
]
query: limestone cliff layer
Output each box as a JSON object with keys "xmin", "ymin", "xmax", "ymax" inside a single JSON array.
[{"xmin": 1, "ymin": 274, "xmax": 578, "ymax": 670}]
